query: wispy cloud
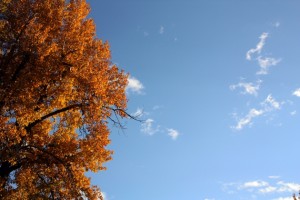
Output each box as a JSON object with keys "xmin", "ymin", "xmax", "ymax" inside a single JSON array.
[
  {"xmin": 273, "ymin": 197, "xmax": 293, "ymax": 200},
  {"xmin": 246, "ymin": 32, "xmax": 268, "ymax": 60},
  {"xmin": 273, "ymin": 21, "xmax": 281, "ymax": 28},
  {"xmin": 261, "ymin": 94, "xmax": 281, "ymax": 111},
  {"xmin": 232, "ymin": 31, "xmax": 283, "ymax": 130},
  {"xmin": 167, "ymin": 128, "xmax": 180, "ymax": 140},
  {"xmin": 259, "ymin": 181, "xmax": 300, "ymax": 194},
  {"xmin": 292, "ymin": 88, "xmax": 300, "ymax": 97},
  {"xmin": 241, "ymin": 180, "xmax": 269, "ymax": 189},
  {"xmin": 259, "ymin": 186, "xmax": 277, "ymax": 193},
  {"xmin": 230, "ymin": 80, "xmax": 261, "ymax": 96},
  {"xmin": 132, "ymin": 107, "xmax": 144, "ymax": 118},
  {"xmin": 245, "ymin": 32, "xmax": 280, "ymax": 75},
  {"xmin": 276, "ymin": 181, "xmax": 300, "ymax": 193},
  {"xmin": 141, "ymin": 118, "xmax": 160, "ymax": 135},
  {"xmin": 137, "ymin": 107, "xmax": 180, "ymax": 140},
  {"xmin": 232, "ymin": 108, "xmax": 264, "ymax": 130},
  {"xmin": 152, "ymin": 105, "xmax": 163, "ymax": 110},
  {"xmin": 159, "ymin": 26, "xmax": 164, "ymax": 34},
  {"xmin": 257, "ymin": 56, "xmax": 281, "ymax": 75},
  {"xmin": 232, "ymin": 94, "xmax": 282, "ymax": 130},
  {"xmin": 126, "ymin": 76, "xmax": 144, "ymax": 94},
  {"xmin": 223, "ymin": 178, "xmax": 300, "ymax": 199}
]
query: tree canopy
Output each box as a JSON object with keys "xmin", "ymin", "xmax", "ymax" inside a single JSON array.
[{"xmin": 0, "ymin": 0, "xmax": 128, "ymax": 199}]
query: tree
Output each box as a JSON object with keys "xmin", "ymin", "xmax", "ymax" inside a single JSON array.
[{"xmin": 0, "ymin": 0, "xmax": 129, "ymax": 199}]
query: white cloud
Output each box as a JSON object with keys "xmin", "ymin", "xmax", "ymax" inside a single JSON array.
[
  {"xmin": 257, "ymin": 56, "xmax": 281, "ymax": 75},
  {"xmin": 230, "ymin": 80, "xmax": 261, "ymax": 96},
  {"xmin": 290, "ymin": 110, "xmax": 297, "ymax": 116},
  {"xmin": 232, "ymin": 94, "xmax": 282, "ymax": 130},
  {"xmin": 167, "ymin": 128, "xmax": 180, "ymax": 140},
  {"xmin": 273, "ymin": 197, "xmax": 294, "ymax": 200},
  {"xmin": 277, "ymin": 181, "xmax": 300, "ymax": 193},
  {"xmin": 232, "ymin": 108, "xmax": 264, "ymax": 130},
  {"xmin": 223, "ymin": 179, "xmax": 300, "ymax": 200},
  {"xmin": 225, "ymin": 179, "xmax": 300, "ymax": 194},
  {"xmin": 245, "ymin": 33, "xmax": 281, "ymax": 75},
  {"xmin": 261, "ymin": 94, "xmax": 281, "ymax": 111},
  {"xmin": 246, "ymin": 32, "xmax": 269, "ymax": 60},
  {"xmin": 126, "ymin": 76, "xmax": 144, "ymax": 94},
  {"xmin": 159, "ymin": 26, "xmax": 164, "ymax": 34},
  {"xmin": 132, "ymin": 108, "xmax": 144, "ymax": 117},
  {"xmin": 141, "ymin": 118, "xmax": 160, "ymax": 135},
  {"xmin": 259, "ymin": 186, "xmax": 277, "ymax": 193},
  {"xmin": 292, "ymin": 88, "xmax": 300, "ymax": 97},
  {"xmin": 242, "ymin": 180, "xmax": 269, "ymax": 188}
]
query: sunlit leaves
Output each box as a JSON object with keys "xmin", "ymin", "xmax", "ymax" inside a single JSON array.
[{"xmin": 0, "ymin": 0, "xmax": 127, "ymax": 199}]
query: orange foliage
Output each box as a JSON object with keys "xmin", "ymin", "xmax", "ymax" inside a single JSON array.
[{"xmin": 0, "ymin": 0, "xmax": 128, "ymax": 199}]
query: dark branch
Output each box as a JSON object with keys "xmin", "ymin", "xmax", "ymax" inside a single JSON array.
[
  {"xmin": 0, "ymin": 161, "xmax": 22, "ymax": 185},
  {"xmin": 26, "ymin": 145, "xmax": 66, "ymax": 166},
  {"xmin": 109, "ymin": 107, "xmax": 143, "ymax": 122},
  {"xmin": 25, "ymin": 103, "xmax": 83, "ymax": 132}
]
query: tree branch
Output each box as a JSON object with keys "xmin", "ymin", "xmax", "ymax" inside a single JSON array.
[
  {"xmin": 0, "ymin": 161, "xmax": 22, "ymax": 188},
  {"xmin": 108, "ymin": 107, "xmax": 143, "ymax": 122},
  {"xmin": 25, "ymin": 103, "xmax": 83, "ymax": 132}
]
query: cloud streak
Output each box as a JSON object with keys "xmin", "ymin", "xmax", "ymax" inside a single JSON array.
[
  {"xmin": 159, "ymin": 26, "xmax": 164, "ymax": 34},
  {"xmin": 223, "ymin": 178, "xmax": 300, "ymax": 200},
  {"xmin": 245, "ymin": 32, "xmax": 280, "ymax": 75},
  {"xmin": 141, "ymin": 119, "xmax": 160, "ymax": 135},
  {"xmin": 137, "ymin": 107, "xmax": 180, "ymax": 140},
  {"xmin": 232, "ymin": 94, "xmax": 281, "ymax": 130},
  {"xmin": 241, "ymin": 180, "xmax": 269, "ymax": 189},
  {"xmin": 246, "ymin": 32, "xmax": 268, "ymax": 60},
  {"xmin": 233, "ymin": 108, "xmax": 264, "ymax": 130},
  {"xmin": 231, "ymin": 30, "xmax": 284, "ymax": 131},
  {"xmin": 257, "ymin": 56, "xmax": 281, "ymax": 75},
  {"xmin": 230, "ymin": 80, "xmax": 261, "ymax": 96},
  {"xmin": 261, "ymin": 94, "xmax": 281, "ymax": 111},
  {"xmin": 132, "ymin": 107, "xmax": 144, "ymax": 118},
  {"xmin": 273, "ymin": 197, "xmax": 293, "ymax": 200}
]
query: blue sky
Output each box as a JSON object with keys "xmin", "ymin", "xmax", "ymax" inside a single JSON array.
[{"xmin": 88, "ymin": 1, "xmax": 300, "ymax": 199}]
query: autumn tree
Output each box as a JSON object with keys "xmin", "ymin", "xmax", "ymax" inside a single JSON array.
[{"xmin": 0, "ymin": 0, "xmax": 129, "ymax": 199}]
